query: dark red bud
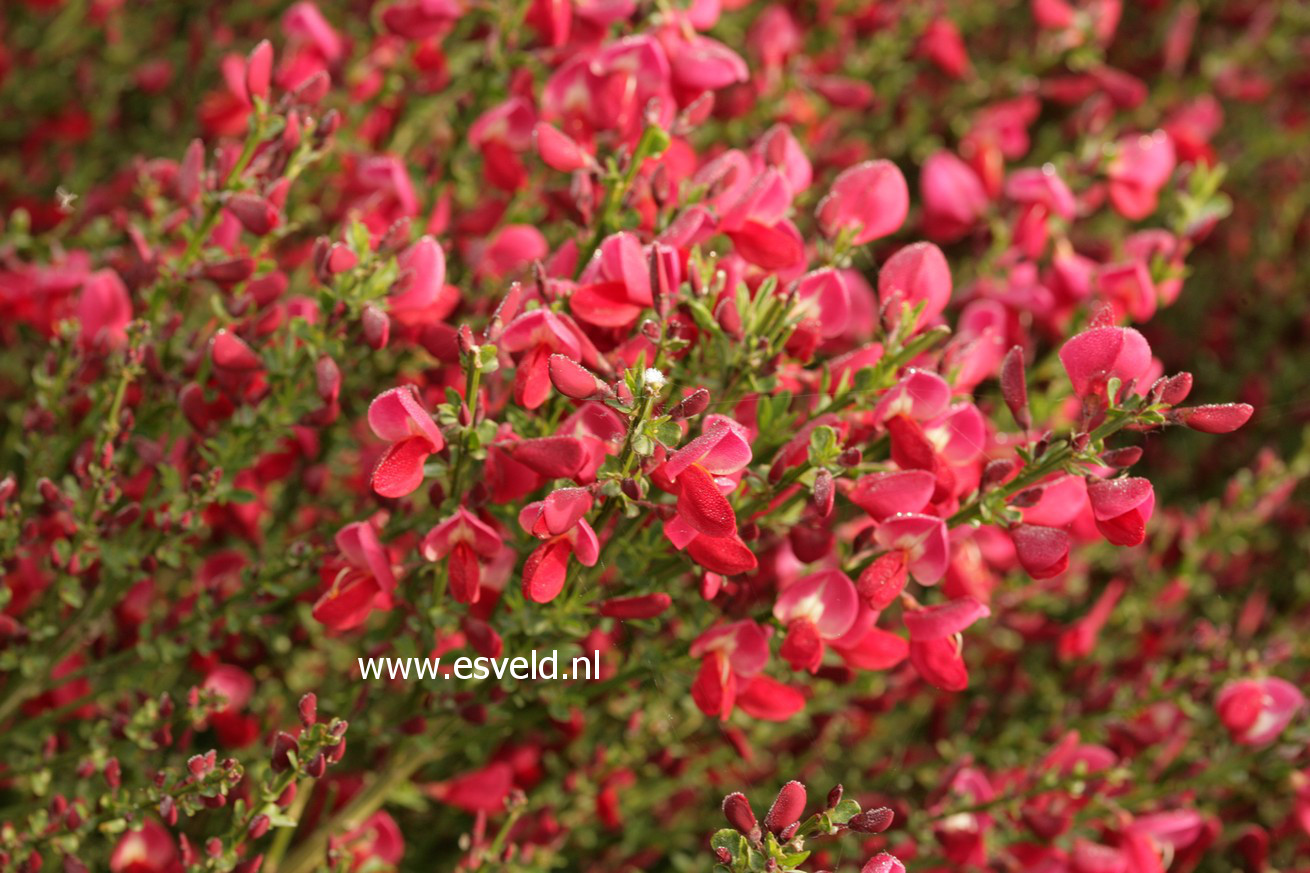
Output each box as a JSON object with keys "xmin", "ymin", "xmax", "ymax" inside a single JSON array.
[
  {"xmin": 248, "ymin": 814, "xmax": 271, "ymax": 839},
  {"xmin": 362, "ymin": 305, "xmax": 390, "ymax": 350},
  {"xmin": 670, "ymin": 388, "xmax": 710, "ymax": 420},
  {"xmin": 812, "ymin": 469, "xmax": 835, "ymax": 518},
  {"xmin": 270, "ymin": 732, "xmax": 299, "ymax": 773},
  {"xmin": 1101, "ymin": 446, "xmax": 1143, "ymax": 468},
  {"xmin": 1153, "ymin": 371, "xmax": 1194, "ymax": 405},
  {"xmin": 848, "ymin": 807, "xmax": 894, "ymax": 833},
  {"xmin": 298, "ymin": 693, "xmax": 317, "ymax": 728},
  {"xmin": 764, "ymin": 781, "xmax": 806, "ymax": 835},
  {"xmin": 1000, "ymin": 345, "xmax": 1031, "ymax": 430},
  {"xmin": 722, "ymin": 792, "xmax": 757, "ymax": 833}
]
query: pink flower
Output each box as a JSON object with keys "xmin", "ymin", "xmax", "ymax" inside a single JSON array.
[
  {"xmin": 389, "ymin": 236, "xmax": 455, "ymax": 327},
  {"xmin": 1059, "ymin": 325, "xmax": 1153, "ymax": 399},
  {"xmin": 1108, "ymin": 130, "xmax": 1176, "ymax": 220},
  {"xmin": 1216, "ymin": 678, "xmax": 1305, "ymax": 746},
  {"xmin": 773, "ymin": 570, "xmax": 859, "ymax": 672},
  {"xmin": 1086, "ymin": 476, "xmax": 1154, "ymax": 546},
  {"xmin": 501, "ymin": 308, "xmax": 605, "ymax": 409},
  {"xmin": 519, "ymin": 488, "xmax": 599, "ymax": 603},
  {"xmin": 421, "ymin": 509, "xmax": 503, "ymax": 604},
  {"xmin": 878, "ymin": 242, "xmax": 953, "ymax": 331},
  {"xmin": 919, "ymin": 18, "xmax": 971, "ymax": 79},
  {"xmin": 862, "ymin": 853, "xmax": 907, "ymax": 873},
  {"xmin": 109, "ymin": 819, "xmax": 177, "ymax": 873},
  {"xmin": 816, "ymin": 159, "xmax": 910, "ymax": 245},
  {"xmin": 690, "ymin": 619, "xmax": 771, "ymax": 720},
  {"xmin": 794, "ymin": 269, "xmax": 852, "ymax": 339},
  {"xmin": 1010, "ymin": 524, "xmax": 1071, "ymax": 579},
  {"xmin": 314, "ymin": 519, "xmax": 396, "ymax": 631},
  {"xmin": 661, "ymin": 415, "xmax": 753, "ymax": 539},
  {"xmin": 850, "ymin": 470, "xmax": 935, "ymax": 522},
  {"xmin": 903, "ymin": 596, "xmax": 990, "ymax": 641},
  {"xmin": 76, "ymin": 269, "xmax": 132, "ymax": 350},
  {"xmin": 367, "ymin": 386, "xmax": 445, "ymax": 498},
  {"xmin": 874, "ymin": 512, "xmax": 950, "ymax": 586},
  {"xmin": 920, "ymin": 151, "xmax": 989, "ymax": 242}
]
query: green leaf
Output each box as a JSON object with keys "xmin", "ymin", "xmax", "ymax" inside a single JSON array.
[
  {"xmin": 830, "ymin": 797, "xmax": 861, "ymax": 825},
  {"xmin": 653, "ymin": 419, "xmax": 683, "ymax": 448}
]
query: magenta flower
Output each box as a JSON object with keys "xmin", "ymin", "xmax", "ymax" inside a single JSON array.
[
  {"xmin": 773, "ymin": 570, "xmax": 859, "ymax": 672},
  {"xmin": 1087, "ymin": 476, "xmax": 1155, "ymax": 546},
  {"xmin": 1216, "ymin": 678, "xmax": 1305, "ymax": 746},
  {"xmin": 815, "ymin": 159, "xmax": 909, "ymax": 245},
  {"xmin": 1059, "ymin": 325, "xmax": 1153, "ymax": 399},
  {"xmin": 421, "ymin": 508, "xmax": 503, "ymax": 605},
  {"xmin": 367, "ymin": 386, "xmax": 445, "ymax": 498},
  {"xmin": 875, "ymin": 512, "xmax": 950, "ymax": 586},
  {"xmin": 518, "ymin": 488, "xmax": 599, "ymax": 603}
]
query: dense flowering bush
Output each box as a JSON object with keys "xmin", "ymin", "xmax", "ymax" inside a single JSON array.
[{"xmin": 1, "ymin": 1, "xmax": 1307, "ymax": 871}]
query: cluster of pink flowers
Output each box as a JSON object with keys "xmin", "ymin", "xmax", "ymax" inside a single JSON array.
[{"xmin": 0, "ymin": 0, "xmax": 1303, "ymax": 870}]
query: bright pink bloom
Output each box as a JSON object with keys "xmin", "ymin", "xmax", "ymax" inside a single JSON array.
[
  {"xmin": 1059, "ymin": 325, "xmax": 1153, "ymax": 399},
  {"xmin": 773, "ymin": 570, "xmax": 859, "ymax": 672},
  {"xmin": 1086, "ymin": 477, "xmax": 1155, "ymax": 546},
  {"xmin": 1216, "ymin": 678, "xmax": 1304, "ymax": 746},
  {"xmin": 878, "ymin": 242, "xmax": 952, "ymax": 330},
  {"xmin": 816, "ymin": 159, "xmax": 910, "ymax": 245},
  {"xmin": 76, "ymin": 269, "xmax": 133, "ymax": 350},
  {"xmin": 862, "ymin": 853, "xmax": 907, "ymax": 873},
  {"xmin": 519, "ymin": 488, "xmax": 599, "ymax": 603},
  {"xmin": 109, "ymin": 819, "xmax": 177, "ymax": 873},
  {"xmin": 502, "ymin": 308, "xmax": 604, "ymax": 409},
  {"xmin": 690, "ymin": 619, "xmax": 771, "ymax": 720},
  {"xmin": 1108, "ymin": 130, "xmax": 1176, "ymax": 220},
  {"xmin": 421, "ymin": 509, "xmax": 503, "ymax": 604},
  {"xmin": 1010, "ymin": 524, "xmax": 1071, "ymax": 579},
  {"xmin": 794, "ymin": 269, "xmax": 852, "ymax": 339},
  {"xmin": 1173, "ymin": 403, "xmax": 1254, "ymax": 434},
  {"xmin": 390, "ymin": 236, "xmax": 454, "ymax": 326},
  {"xmin": 903, "ymin": 596, "xmax": 990, "ymax": 641},
  {"xmin": 920, "ymin": 151, "xmax": 989, "ymax": 242},
  {"xmin": 314, "ymin": 519, "xmax": 395, "ymax": 631},
  {"xmin": 850, "ymin": 471, "xmax": 935, "ymax": 522},
  {"xmin": 662, "ymin": 415, "xmax": 752, "ymax": 539},
  {"xmin": 367, "ymin": 386, "xmax": 445, "ymax": 498},
  {"xmin": 1059, "ymin": 579, "xmax": 1126, "ymax": 660},
  {"xmin": 534, "ymin": 122, "xmax": 593, "ymax": 173},
  {"xmin": 919, "ymin": 18, "xmax": 971, "ymax": 79},
  {"xmin": 874, "ymin": 512, "xmax": 950, "ymax": 586},
  {"xmin": 909, "ymin": 635, "xmax": 969, "ymax": 691}
]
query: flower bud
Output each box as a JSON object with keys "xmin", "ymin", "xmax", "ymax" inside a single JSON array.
[
  {"xmin": 849, "ymin": 806, "xmax": 894, "ymax": 833},
  {"xmin": 248, "ymin": 814, "xmax": 271, "ymax": 839},
  {"xmin": 670, "ymin": 388, "xmax": 710, "ymax": 420},
  {"xmin": 1100, "ymin": 446, "xmax": 1143, "ymax": 468},
  {"xmin": 764, "ymin": 781, "xmax": 806, "ymax": 835},
  {"xmin": 315, "ymin": 356, "xmax": 341, "ymax": 405},
  {"xmin": 298, "ymin": 693, "xmax": 317, "ymax": 728},
  {"xmin": 270, "ymin": 732, "xmax": 299, "ymax": 773},
  {"xmin": 245, "ymin": 40, "xmax": 273, "ymax": 101},
  {"xmin": 1152, "ymin": 371, "xmax": 1193, "ymax": 405},
  {"xmin": 826, "ymin": 785, "xmax": 843, "ymax": 809},
  {"xmin": 362, "ymin": 305, "xmax": 390, "ymax": 350},
  {"xmin": 811, "ymin": 469, "xmax": 835, "ymax": 518},
  {"xmin": 227, "ymin": 193, "xmax": 279, "ymax": 236},
  {"xmin": 1000, "ymin": 345, "xmax": 1031, "ymax": 430},
  {"xmin": 722, "ymin": 792, "xmax": 756, "ymax": 834},
  {"xmin": 1170, "ymin": 403, "xmax": 1254, "ymax": 434}
]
